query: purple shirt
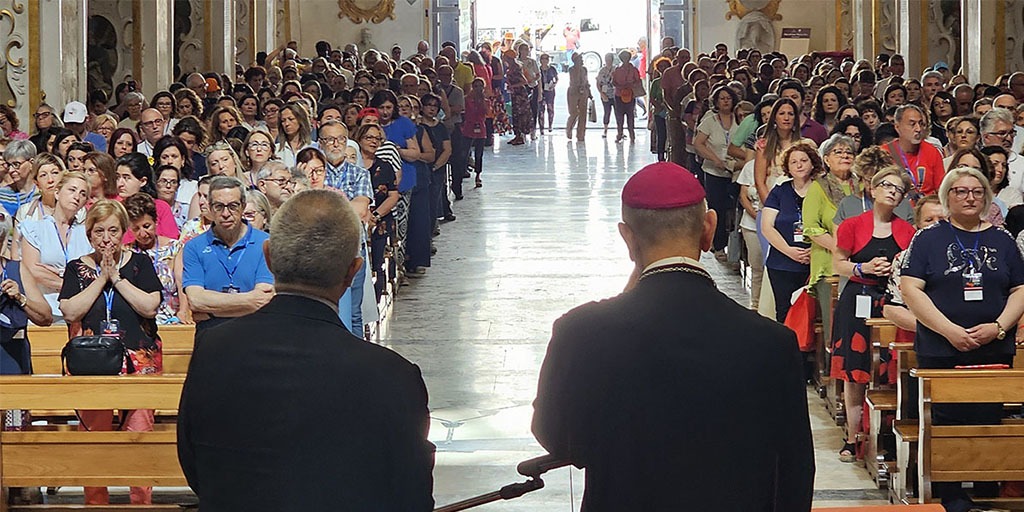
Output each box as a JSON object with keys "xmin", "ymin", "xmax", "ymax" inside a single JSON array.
[{"xmin": 800, "ymin": 118, "xmax": 829, "ymax": 146}]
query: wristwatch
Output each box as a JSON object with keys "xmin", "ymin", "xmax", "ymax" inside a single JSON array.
[{"xmin": 995, "ymin": 320, "xmax": 1007, "ymax": 340}]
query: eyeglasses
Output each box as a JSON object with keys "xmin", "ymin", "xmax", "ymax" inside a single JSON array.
[
  {"xmin": 157, "ymin": 178, "xmax": 179, "ymax": 187},
  {"xmin": 262, "ymin": 107, "xmax": 280, "ymax": 116},
  {"xmin": 361, "ymin": 135, "xmax": 382, "ymax": 142},
  {"xmin": 986, "ymin": 130, "xmax": 1014, "ymax": 139},
  {"xmin": 6, "ymin": 160, "xmax": 25, "ymax": 169},
  {"xmin": 210, "ymin": 201, "xmax": 243, "ymax": 213},
  {"xmin": 248, "ymin": 141, "xmax": 272, "ymax": 149},
  {"xmin": 260, "ymin": 177, "xmax": 291, "ymax": 187},
  {"xmin": 876, "ymin": 181, "xmax": 906, "ymax": 196},
  {"xmin": 33, "ymin": 112, "xmax": 52, "ymax": 119},
  {"xmin": 242, "ymin": 209, "xmax": 265, "ymax": 220},
  {"xmin": 306, "ymin": 167, "xmax": 326, "ymax": 177},
  {"xmin": 949, "ymin": 187, "xmax": 986, "ymax": 200},
  {"xmin": 844, "ymin": 132, "xmax": 861, "ymax": 140},
  {"xmin": 319, "ymin": 136, "xmax": 346, "ymax": 146},
  {"xmin": 139, "ymin": 119, "xmax": 163, "ymax": 128},
  {"xmin": 830, "ymin": 149, "xmax": 855, "ymax": 157}
]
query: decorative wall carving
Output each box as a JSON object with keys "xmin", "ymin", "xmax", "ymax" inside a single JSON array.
[
  {"xmin": 879, "ymin": 0, "xmax": 897, "ymax": 53},
  {"xmin": 0, "ymin": 0, "xmax": 26, "ymax": 109},
  {"xmin": 1008, "ymin": 0, "xmax": 1024, "ymax": 74},
  {"xmin": 927, "ymin": 0, "xmax": 959, "ymax": 71},
  {"xmin": 338, "ymin": 0, "xmax": 396, "ymax": 24},
  {"xmin": 275, "ymin": 0, "xmax": 286, "ymax": 44},
  {"xmin": 178, "ymin": 0, "xmax": 204, "ymax": 73},
  {"xmin": 839, "ymin": 0, "xmax": 853, "ymax": 51},
  {"xmin": 235, "ymin": 0, "xmax": 251, "ymax": 65}
]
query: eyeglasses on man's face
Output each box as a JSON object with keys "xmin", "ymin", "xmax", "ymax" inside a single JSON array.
[{"xmin": 210, "ymin": 201, "xmax": 242, "ymax": 213}]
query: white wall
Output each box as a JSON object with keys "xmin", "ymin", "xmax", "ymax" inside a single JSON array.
[
  {"xmin": 291, "ymin": 0, "xmax": 427, "ymax": 57},
  {"xmin": 694, "ymin": 0, "xmax": 837, "ymax": 55}
]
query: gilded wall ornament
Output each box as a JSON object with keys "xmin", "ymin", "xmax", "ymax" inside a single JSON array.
[{"xmin": 338, "ymin": 0, "xmax": 396, "ymax": 24}]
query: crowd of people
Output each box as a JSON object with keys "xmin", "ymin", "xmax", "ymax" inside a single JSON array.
[
  {"xmin": 641, "ymin": 39, "xmax": 1024, "ymax": 512},
  {"xmin": 0, "ymin": 36, "xmax": 576, "ymax": 506}
]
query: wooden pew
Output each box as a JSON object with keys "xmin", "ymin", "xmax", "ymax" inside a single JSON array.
[
  {"xmin": 864, "ymin": 318, "xmax": 900, "ymax": 489},
  {"xmin": 0, "ymin": 375, "xmax": 190, "ymax": 511},
  {"xmin": 28, "ymin": 325, "xmax": 196, "ymax": 376},
  {"xmin": 821, "ymin": 276, "xmax": 843, "ymax": 425},
  {"xmin": 913, "ymin": 368, "xmax": 1024, "ymax": 507}
]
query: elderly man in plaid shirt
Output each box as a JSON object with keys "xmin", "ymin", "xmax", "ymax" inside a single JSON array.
[{"xmin": 319, "ymin": 120, "xmax": 374, "ymax": 337}]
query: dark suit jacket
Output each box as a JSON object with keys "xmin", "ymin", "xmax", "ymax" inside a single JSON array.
[
  {"xmin": 177, "ymin": 294, "xmax": 435, "ymax": 511},
  {"xmin": 532, "ymin": 271, "xmax": 814, "ymax": 511}
]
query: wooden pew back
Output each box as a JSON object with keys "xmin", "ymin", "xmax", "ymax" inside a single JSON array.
[
  {"xmin": 913, "ymin": 369, "xmax": 1024, "ymax": 503},
  {"xmin": 0, "ymin": 376, "xmax": 187, "ymax": 492},
  {"xmin": 28, "ymin": 325, "xmax": 195, "ymax": 375}
]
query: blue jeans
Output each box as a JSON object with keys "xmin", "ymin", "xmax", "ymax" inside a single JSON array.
[{"xmin": 338, "ymin": 245, "xmax": 368, "ymax": 337}]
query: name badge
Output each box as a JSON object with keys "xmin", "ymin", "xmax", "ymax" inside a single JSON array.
[
  {"xmin": 793, "ymin": 220, "xmax": 804, "ymax": 243},
  {"xmin": 222, "ymin": 285, "xmax": 241, "ymax": 294},
  {"xmin": 855, "ymin": 294, "xmax": 872, "ymax": 319},
  {"xmin": 963, "ymin": 270, "xmax": 983, "ymax": 301},
  {"xmin": 101, "ymin": 318, "xmax": 120, "ymax": 336}
]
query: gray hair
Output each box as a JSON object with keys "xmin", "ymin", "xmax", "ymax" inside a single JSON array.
[
  {"xmin": 268, "ymin": 189, "xmax": 361, "ymax": 288},
  {"xmin": 819, "ymin": 134, "xmax": 856, "ymax": 157},
  {"xmin": 124, "ymin": 91, "xmax": 145, "ymax": 105},
  {"xmin": 938, "ymin": 166, "xmax": 992, "ymax": 215},
  {"xmin": 3, "ymin": 139, "xmax": 36, "ymax": 163},
  {"xmin": 894, "ymin": 104, "xmax": 925, "ymax": 123},
  {"xmin": 0, "ymin": 206, "xmax": 12, "ymax": 247},
  {"xmin": 921, "ymin": 70, "xmax": 943, "ymax": 83},
  {"xmin": 245, "ymin": 189, "xmax": 273, "ymax": 220},
  {"xmin": 980, "ymin": 107, "xmax": 1014, "ymax": 135},
  {"xmin": 207, "ymin": 176, "xmax": 247, "ymax": 207},
  {"xmin": 256, "ymin": 160, "xmax": 289, "ymax": 181}
]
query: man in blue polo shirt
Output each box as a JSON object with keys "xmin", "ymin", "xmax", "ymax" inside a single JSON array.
[{"xmin": 182, "ymin": 176, "xmax": 274, "ymax": 331}]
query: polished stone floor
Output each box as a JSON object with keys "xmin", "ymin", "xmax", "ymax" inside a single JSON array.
[{"xmin": 380, "ymin": 128, "xmax": 889, "ymax": 510}]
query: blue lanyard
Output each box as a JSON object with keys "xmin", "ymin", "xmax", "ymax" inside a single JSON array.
[
  {"xmin": 96, "ymin": 265, "xmax": 115, "ymax": 322},
  {"xmin": 52, "ymin": 220, "xmax": 71, "ymax": 265},
  {"xmin": 948, "ymin": 222, "xmax": 981, "ymax": 270},
  {"xmin": 217, "ymin": 243, "xmax": 247, "ymax": 286},
  {"xmin": 895, "ymin": 144, "xmax": 923, "ymax": 190}
]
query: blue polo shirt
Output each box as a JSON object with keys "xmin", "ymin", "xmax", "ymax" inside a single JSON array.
[{"xmin": 182, "ymin": 224, "xmax": 273, "ymax": 328}]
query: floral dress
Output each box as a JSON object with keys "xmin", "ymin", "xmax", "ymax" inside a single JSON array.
[{"xmin": 133, "ymin": 238, "xmax": 182, "ymax": 324}]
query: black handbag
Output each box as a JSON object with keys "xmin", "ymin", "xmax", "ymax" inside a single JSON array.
[{"xmin": 61, "ymin": 335, "xmax": 133, "ymax": 376}]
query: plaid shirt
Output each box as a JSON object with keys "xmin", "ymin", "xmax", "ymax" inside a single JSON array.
[{"xmin": 325, "ymin": 159, "xmax": 373, "ymax": 204}]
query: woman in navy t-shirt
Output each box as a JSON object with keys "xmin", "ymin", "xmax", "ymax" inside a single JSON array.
[{"xmin": 761, "ymin": 142, "xmax": 821, "ymax": 322}]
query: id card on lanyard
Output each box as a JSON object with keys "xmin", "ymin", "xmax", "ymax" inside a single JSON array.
[
  {"xmin": 949, "ymin": 223, "xmax": 984, "ymax": 301},
  {"xmin": 216, "ymin": 242, "xmax": 247, "ymax": 294}
]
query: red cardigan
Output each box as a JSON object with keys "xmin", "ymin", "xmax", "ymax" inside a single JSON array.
[{"xmin": 835, "ymin": 210, "xmax": 915, "ymax": 257}]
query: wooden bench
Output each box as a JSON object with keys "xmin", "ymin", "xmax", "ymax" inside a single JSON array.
[
  {"xmin": 813, "ymin": 506, "xmax": 943, "ymax": 511},
  {"xmin": 821, "ymin": 276, "xmax": 843, "ymax": 426},
  {"xmin": 913, "ymin": 368, "xmax": 1024, "ymax": 506},
  {"xmin": 0, "ymin": 375, "xmax": 190, "ymax": 511},
  {"xmin": 28, "ymin": 325, "xmax": 196, "ymax": 376},
  {"xmin": 864, "ymin": 318, "xmax": 902, "ymax": 489},
  {"xmin": 890, "ymin": 419, "xmax": 920, "ymax": 504}
]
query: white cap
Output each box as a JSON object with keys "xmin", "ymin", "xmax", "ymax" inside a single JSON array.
[{"xmin": 63, "ymin": 101, "xmax": 87, "ymax": 124}]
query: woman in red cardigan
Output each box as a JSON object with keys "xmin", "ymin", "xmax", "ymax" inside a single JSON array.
[{"xmin": 830, "ymin": 166, "xmax": 916, "ymax": 463}]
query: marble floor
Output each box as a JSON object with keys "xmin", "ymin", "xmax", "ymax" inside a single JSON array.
[{"xmin": 378, "ymin": 128, "xmax": 889, "ymax": 510}]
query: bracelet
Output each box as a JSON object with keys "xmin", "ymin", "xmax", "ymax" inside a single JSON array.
[{"xmin": 854, "ymin": 263, "xmax": 862, "ymax": 277}]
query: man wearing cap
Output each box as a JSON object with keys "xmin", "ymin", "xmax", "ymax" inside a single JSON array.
[
  {"xmin": 532, "ymin": 162, "xmax": 814, "ymax": 511},
  {"xmin": 63, "ymin": 101, "xmax": 108, "ymax": 152}
]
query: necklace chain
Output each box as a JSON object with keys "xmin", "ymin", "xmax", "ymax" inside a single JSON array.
[{"xmin": 637, "ymin": 264, "xmax": 716, "ymax": 287}]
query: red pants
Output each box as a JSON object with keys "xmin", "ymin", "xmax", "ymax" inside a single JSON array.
[{"xmin": 77, "ymin": 409, "xmax": 155, "ymax": 504}]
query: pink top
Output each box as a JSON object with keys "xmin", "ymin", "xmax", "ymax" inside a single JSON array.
[
  {"xmin": 122, "ymin": 197, "xmax": 180, "ymax": 244},
  {"xmin": 462, "ymin": 96, "xmax": 487, "ymax": 139}
]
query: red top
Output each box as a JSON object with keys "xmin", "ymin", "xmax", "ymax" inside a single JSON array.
[
  {"xmin": 836, "ymin": 210, "xmax": 915, "ymax": 258},
  {"xmin": 885, "ymin": 141, "xmax": 945, "ymax": 196}
]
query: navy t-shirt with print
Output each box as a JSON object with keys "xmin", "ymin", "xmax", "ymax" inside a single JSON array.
[
  {"xmin": 901, "ymin": 220, "xmax": 1024, "ymax": 358},
  {"xmin": 764, "ymin": 181, "xmax": 811, "ymax": 273}
]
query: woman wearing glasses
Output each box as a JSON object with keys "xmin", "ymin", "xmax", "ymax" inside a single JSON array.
[
  {"xmin": 241, "ymin": 130, "xmax": 275, "ymax": 188},
  {"xmin": 58, "ymin": 199, "xmax": 163, "ymax": 505},
  {"xmin": 830, "ymin": 168, "xmax": 915, "ymax": 463},
  {"xmin": 242, "ymin": 190, "xmax": 271, "ymax": 232},
  {"xmin": 901, "ymin": 167, "xmax": 1024, "ymax": 511},
  {"xmin": 356, "ymin": 123, "xmax": 398, "ymax": 300}
]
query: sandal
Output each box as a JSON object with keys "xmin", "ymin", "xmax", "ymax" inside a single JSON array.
[
  {"xmin": 475, "ymin": 175, "xmax": 482, "ymax": 188},
  {"xmin": 838, "ymin": 442, "xmax": 857, "ymax": 463}
]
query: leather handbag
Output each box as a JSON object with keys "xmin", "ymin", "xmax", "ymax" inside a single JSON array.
[{"xmin": 61, "ymin": 336, "xmax": 132, "ymax": 376}]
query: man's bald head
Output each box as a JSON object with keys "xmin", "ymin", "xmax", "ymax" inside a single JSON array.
[
  {"xmin": 138, "ymin": 108, "xmax": 165, "ymax": 144},
  {"xmin": 994, "ymin": 94, "xmax": 1018, "ymax": 111}
]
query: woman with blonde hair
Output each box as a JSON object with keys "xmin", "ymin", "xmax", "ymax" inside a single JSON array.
[{"xmin": 59, "ymin": 198, "xmax": 163, "ymax": 504}]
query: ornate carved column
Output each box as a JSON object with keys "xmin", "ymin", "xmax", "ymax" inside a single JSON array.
[
  {"xmin": 234, "ymin": 0, "xmax": 254, "ymax": 68},
  {"xmin": 836, "ymin": 0, "xmax": 852, "ymax": 52},
  {"xmin": 134, "ymin": 0, "xmax": 174, "ymax": 98},
  {"xmin": 0, "ymin": 0, "xmax": 30, "ymax": 124},
  {"xmin": 851, "ymin": 0, "xmax": 873, "ymax": 62},
  {"xmin": 874, "ymin": 0, "xmax": 897, "ymax": 62},
  {"xmin": 206, "ymin": 0, "xmax": 236, "ymax": 76},
  {"xmin": 896, "ymin": 0, "xmax": 925, "ymax": 76},
  {"xmin": 925, "ymin": 0, "xmax": 959, "ymax": 74},
  {"xmin": 962, "ymin": 0, "xmax": 1005, "ymax": 84},
  {"xmin": 253, "ymin": 0, "xmax": 275, "ymax": 60}
]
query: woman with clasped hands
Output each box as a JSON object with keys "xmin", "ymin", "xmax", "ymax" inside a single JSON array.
[{"xmin": 900, "ymin": 166, "xmax": 1024, "ymax": 511}]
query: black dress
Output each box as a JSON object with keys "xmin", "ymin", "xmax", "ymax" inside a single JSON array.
[{"xmin": 830, "ymin": 236, "xmax": 901, "ymax": 384}]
